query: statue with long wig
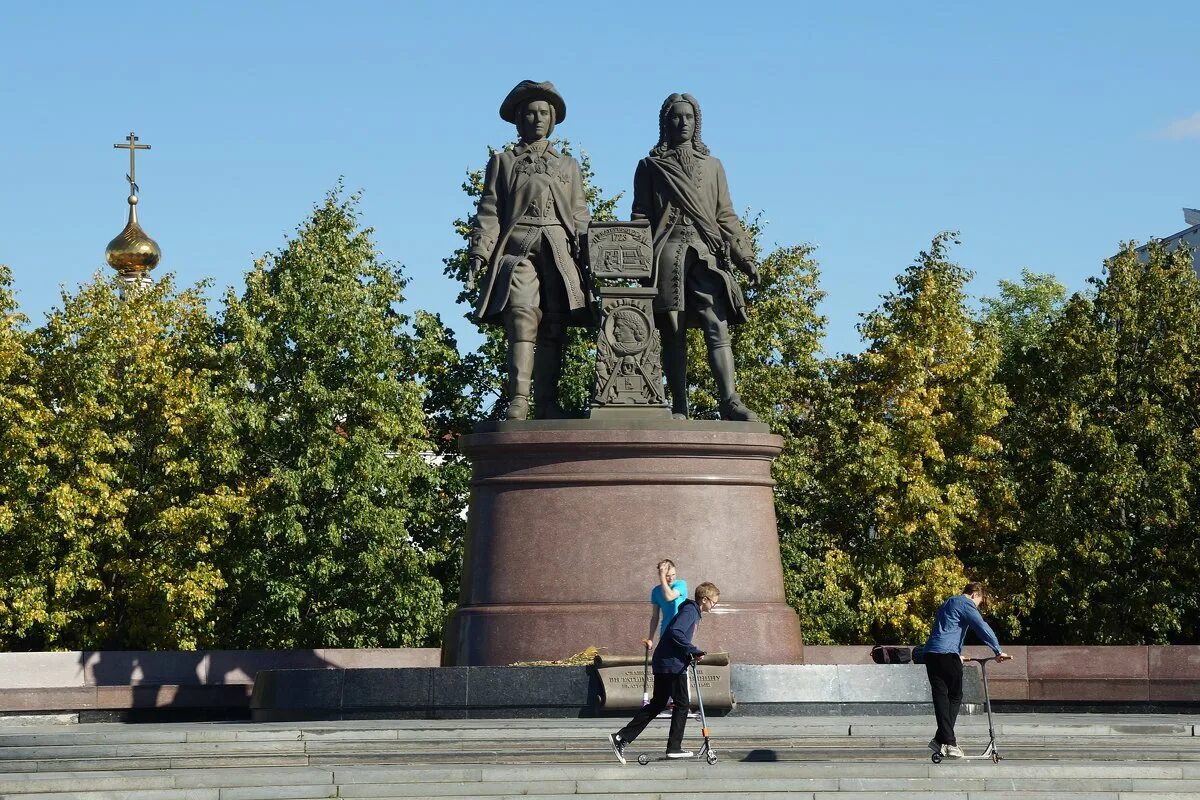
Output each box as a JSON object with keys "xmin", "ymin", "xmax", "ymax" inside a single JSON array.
[{"xmin": 631, "ymin": 92, "xmax": 760, "ymax": 421}]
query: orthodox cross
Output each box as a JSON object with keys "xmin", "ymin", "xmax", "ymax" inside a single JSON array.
[{"xmin": 113, "ymin": 132, "xmax": 151, "ymax": 195}]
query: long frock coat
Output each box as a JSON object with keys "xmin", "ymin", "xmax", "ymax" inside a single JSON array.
[{"xmin": 470, "ymin": 142, "xmax": 591, "ymax": 325}]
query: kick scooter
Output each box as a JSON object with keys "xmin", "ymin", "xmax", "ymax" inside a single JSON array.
[
  {"xmin": 641, "ymin": 643, "xmax": 651, "ymax": 706},
  {"xmin": 932, "ymin": 655, "xmax": 1001, "ymax": 764},
  {"xmin": 638, "ymin": 655, "xmax": 717, "ymax": 765}
]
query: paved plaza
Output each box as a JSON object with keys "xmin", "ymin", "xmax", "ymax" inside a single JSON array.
[{"xmin": 1, "ymin": 713, "xmax": 1198, "ymax": 798}]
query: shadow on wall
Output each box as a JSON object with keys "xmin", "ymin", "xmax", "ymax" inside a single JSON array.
[{"xmin": 79, "ymin": 649, "xmax": 333, "ymax": 720}]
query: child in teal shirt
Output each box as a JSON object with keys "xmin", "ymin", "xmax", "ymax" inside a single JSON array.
[{"xmin": 645, "ymin": 559, "xmax": 687, "ymax": 649}]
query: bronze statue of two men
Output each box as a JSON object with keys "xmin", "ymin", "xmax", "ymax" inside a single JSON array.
[{"xmin": 468, "ymin": 81, "xmax": 760, "ymax": 422}]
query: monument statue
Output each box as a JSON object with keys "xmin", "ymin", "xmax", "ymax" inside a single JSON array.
[
  {"xmin": 632, "ymin": 93, "xmax": 760, "ymax": 421},
  {"xmin": 446, "ymin": 90, "xmax": 803, "ymax": 670},
  {"xmin": 468, "ymin": 80, "xmax": 591, "ymax": 420}
]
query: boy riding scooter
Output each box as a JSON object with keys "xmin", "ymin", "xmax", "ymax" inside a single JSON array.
[{"xmin": 608, "ymin": 582, "xmax": 719, "ymax": 763}]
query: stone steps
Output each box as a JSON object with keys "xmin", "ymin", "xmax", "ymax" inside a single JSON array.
[
  {"xmin": 1, "ymin": 715, "xmax": 1198, "ymax": 798},
  {"xmin": 2, "ymin": 740, "xmax": 1200, "ymax": 772},
  {"xmin": 0, "ymin": 719, "xmax": 1193, "ymax": 746},
  {"xmin": 7, "ymin": 764, "xmax": 1200, "ymax": 799}
]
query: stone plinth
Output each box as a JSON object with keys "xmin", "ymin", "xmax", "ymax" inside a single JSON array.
[
  {"xmin": 249, "ymin": 664, "xmax": 958, "ymax": 720},
  {"xmin": 443, "ymin": 420, "xmax": 803, "ymax": 666},
  {"xmin": 732, "ymin": 664, "xmax": 983, "ymax": 714}
]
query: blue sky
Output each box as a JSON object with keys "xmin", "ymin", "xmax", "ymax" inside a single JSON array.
[{"xmin": 2, "ymin": 2, "xmax": 1196, "ymax": 356}]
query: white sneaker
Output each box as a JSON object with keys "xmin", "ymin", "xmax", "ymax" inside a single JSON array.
[
  {"xmin": 657, "ymin": 708, "xmax": 699, "ymax": 719},
  {"xmin": 944, "ymin": 744, "xmax": 965, "ymax": 758},
  {"xmin": 666, "ymin": 750, "xmax": 693, "ymax": 759}
]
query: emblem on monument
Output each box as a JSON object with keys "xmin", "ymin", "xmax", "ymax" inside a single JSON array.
[{"xmin": 588, "ymin": 221, "xmax": 668, "ymax": 414}]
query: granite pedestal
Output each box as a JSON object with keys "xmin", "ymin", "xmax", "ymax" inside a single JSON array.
[{"xmin": 442, "ymin": 420, "xmax": 804, "ymax": 666}]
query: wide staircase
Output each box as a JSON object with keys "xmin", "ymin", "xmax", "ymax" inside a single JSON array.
[{"xmin": 1, "ymin": 714, "xmax": 1198, "ymax": 799}]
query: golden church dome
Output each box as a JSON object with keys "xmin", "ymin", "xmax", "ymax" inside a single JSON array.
[
  {"xmin": 106, "ymin": 132, "xmax": 159, "ymax": 284},
  {"xmin": 105, "ymin": 194, "xmax": 161, "ymax": 279}
]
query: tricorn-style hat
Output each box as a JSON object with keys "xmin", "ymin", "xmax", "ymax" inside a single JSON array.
[{"xmin": 499, "ymin": 80, "xmax": 567, "ymax": 124}]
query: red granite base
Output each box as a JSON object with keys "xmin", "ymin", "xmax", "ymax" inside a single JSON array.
[{"xmin": 442, "ymin": 425, "xmax": 804, "ymax": 666}]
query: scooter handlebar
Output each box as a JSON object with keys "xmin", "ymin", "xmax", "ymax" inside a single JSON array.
[{"xmin": 966, "ymin": 653, "xmax": 1012, "ymax": 664}]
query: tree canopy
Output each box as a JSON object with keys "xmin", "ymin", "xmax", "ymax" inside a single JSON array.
[
  {"xmin": 2, "ymin": 182, "xmax": 1197, "ymax": 651},
  {"xmin": 215, "ymin": 188, "xmax": 447, "ymax": 648}
]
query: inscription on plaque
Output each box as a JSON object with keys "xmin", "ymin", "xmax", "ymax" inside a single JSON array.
[
  {"xmin": 590, "ymin": 224, "xmax": 653, "ymax": 279},
  {"xmin": 595, "ymin": 660, "xmax": 734, "ymax": 710}
]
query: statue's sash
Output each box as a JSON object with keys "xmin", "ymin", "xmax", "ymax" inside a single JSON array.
[{"xmin": 644, "ymin": 155, "xmax": 726, "ymax": 259}]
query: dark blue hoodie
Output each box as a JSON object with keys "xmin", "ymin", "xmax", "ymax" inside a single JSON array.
[{"xmin": 652, "ymin": 598, "xmax": 704, "ymax": 673}]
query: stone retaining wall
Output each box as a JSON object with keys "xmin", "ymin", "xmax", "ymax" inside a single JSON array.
[
  {"xmin": 1, "ymin": 646, "xmax": 1195, "ymax": 716},
  {"xmin": 803, "ymin": 645, "xmax": 1200, "ymax": 702},
  {"xmin": 0, "ymin": 649, "xmax": 439, "ymax": 717}
]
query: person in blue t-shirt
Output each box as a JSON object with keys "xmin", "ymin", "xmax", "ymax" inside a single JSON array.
[
  {"xmin": 923, "ymin": 581, "xmax": 1012, "ymax": 758},
  {"xmin": 644, "ymin": 559, "xmax": 688, "ymax": 650}
]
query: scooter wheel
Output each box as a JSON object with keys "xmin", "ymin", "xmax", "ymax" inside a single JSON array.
[
  {"xmin": 637, "ymin": 754, "xmax": 650, "ymax": 765},
  {"xmin": 706, "ymin": 751, "xmax": 718, "ymax": 765},
  {"xmin": 931, "ymin": 753, "xmax": 942, "ymax": 764},
  {"xmin": 991, "ymin": 753, "xmax": 1000, "ymax": 764}
]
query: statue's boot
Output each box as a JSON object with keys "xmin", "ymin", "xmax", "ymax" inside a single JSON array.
[
  {"xmin": 709, "ymin": 343, "xmax": 759, "ymax": 422},
  {"xmin": 533, "ymin": 321, "xmax": 570, "ymax": 419},
  {"xmin": 661, "ymin": 314, "xmax": 689, "ymax": 419},
  {"xmin": 504, "ymin": 306, "xmax": 539, "ymax": 421}
]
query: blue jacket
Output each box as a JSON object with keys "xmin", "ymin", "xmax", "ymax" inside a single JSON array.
[
  {"xmin": 924, "ymin": 594, "xmax": 1002, "ymax": 655},
  {"xmin": 652, "ymin": 598, "xmax": 704, "ymax": 674}
]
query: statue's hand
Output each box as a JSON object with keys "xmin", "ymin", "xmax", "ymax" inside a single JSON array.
[
  {"xmin": 739, "ymin": 257, "xmax": 758, "ymax": 286},
  {"xmin": 744, "ymin": 260, "xmax": 762, "ymax": 288},
  {"xmin": 727, "ymin": 240, "xmax": 759, "ymax": 286},
  {"xmin": 467, "ymin": 256, "xmax": 486, "ymax": 290}
]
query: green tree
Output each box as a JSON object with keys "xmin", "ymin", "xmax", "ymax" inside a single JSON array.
[
  {"xmin": 407, "ymin": 309, "xmax": 482, "ymax": 613},
  {"xmin": 733, "ymin": 242, "xmax": 860, "ymax": 644},
  {"xmin": 13, "ymin": 275, "xmax": 244, "ymax": 650},
  {"xmin": 831, "ymin": 233, "xmax": 1013, "ymax": 642},
  {"xmin": 1004, "ymin": 243, "xmax": 1200, "ymax": 643},
  {"xmin": 0, "ymin": 265, "xmax": 53, "ymax": 648},
  {"xmin": 972, "ymin": 269, "xmax": 1068, "ymax": 636},
  {"xmin": 217, "ymin": 188, "xmax": 445, "ymax": 648},
  {"xmin": 980, "ymin": 268, "xmax": 1068, "ymax": 385}
]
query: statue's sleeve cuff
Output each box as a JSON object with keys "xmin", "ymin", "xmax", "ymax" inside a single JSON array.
[{"xmin": 469, "ymin": 235, "xmax": 495, "ymax": 256}]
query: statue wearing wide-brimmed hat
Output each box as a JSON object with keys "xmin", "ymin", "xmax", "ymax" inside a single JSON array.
[{"xmin": 467, "ymin": 80, "xmax": 591, "ymax": 420}]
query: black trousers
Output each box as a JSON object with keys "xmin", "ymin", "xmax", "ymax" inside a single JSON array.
[
  {"xmin": 925, "ymin": 652, "xmax": 964, "ymax": 746},
  {"xmin": 617, "ymin": 670, "xmax": 690, "ymax": 752}
]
